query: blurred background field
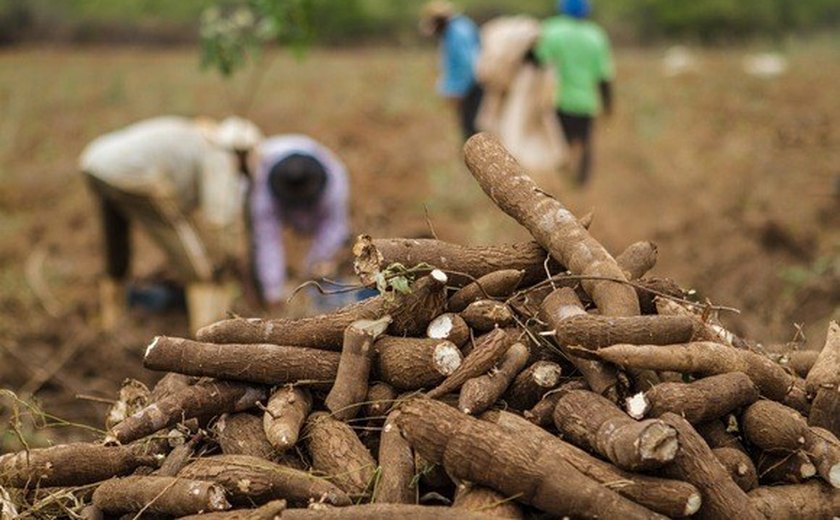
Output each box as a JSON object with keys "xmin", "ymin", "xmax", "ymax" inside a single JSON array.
[{"xmin": 0, "ymin": 0, "xmax": 838, "ymax": 449}]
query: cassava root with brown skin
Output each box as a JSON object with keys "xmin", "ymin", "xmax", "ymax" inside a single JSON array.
[
  {"xmin": 264, "ymin": 387, "xmax": 312, "ymax": 451},
  {"xmin": 453, "ymin": 483, "xmax": 524, "ymax": 519},
  {"xmin": 426, "ymin": 328, "xmax": 513, "ymax": 399},
  {"xmin": 553, "ymin": 389, "xmax": 679, "ymax": 471},
  {"xmin": 749, "ymin": 481, "xmax": 840, "ymax": 519},
  {"xmin": 448, "ymin": 269, "xmax": 524, "ymax": 312},
  {"xmin": 354, "ymin": 236, "xmax": 561, "ymax": 287},
  {"xmin": 712, "ymin": 447, "xmax": 759, "ymax": 491},
  {"xmin": 426, "ymin": 312, "xmax": 470, "ymax": 346},
  {"xmin": 363, "ymin": 382, "xmax": 396, "ymax": 419},
  {"xmin": 459, "ymin": 342, "xmax": 529, "ymax": 415},
  {"xmin": 805, "ymin": 320, "xmax": 840, "ymax": 395},
  {"xmin": 503, "ymin": 360, "xmax": 563, "ymax": 411},
  {"xmin": 107, "ymin": 379, "xmax": 266, "ymax": 444},
  {"xmin": 551, "ymin": 313, "xmax": 695, "ymax": 351},
  {"xmin": 279, "ymin": 504, "xmax": 500, "ymax": 519},
  {"xmin": 0, "ymin": 442, "xmax": 156, "ymax": 488},
  {"xmin": 396, "ymin": 398, "xmax": 667, "ymax": 519},
  {"xmin": 464, "ymin": 132, "xmax": 640, "ymax": 317},
  {"xmin": 742, "ymin": 399, "xmax": 840, "ymax": 488},
  {"xmin": 91, "ymin": 475, "xmax": 230, "ymax": 516},
  {"xmin": 782, "ymin": 349, "xmax": 820, "ymax": 378},
  {"xmin": 196, "ymin": 270, "xmax": 447, "ymax": 349},
  {"xmin": 304, "ymin": 411, "xmax": 377, "ymax": 497},
  {"xmin": 215, "ymin": 413, "xmax": 280, "ymax": 462},
  {"xmin": 325, "ymin": 317, "xmax": 391, "ymax": 421},
  {"xmin": 375, "ymin": 410, "xmax": 416, "ymax": 504},
  {"xmin": 657, "ymin": 412, "xmax": 765, "ymax": 520},
  {"xmin": 178, "ymin": 500, "xmax": 287, "ymax": 520},
  {"xmin": 178, "ymin": 454, "xmax": 351, "ymax": 506},
  {"xmin": 615, "ymin": 241, "xmax": 659, "ymax": 280},
  {"xmin": 460, "ymin": 299, "xmax": 516, "ymax": 332},
  {"xmin": 523, "ymin": 379, "xmax": 588, "ymax": 426},
  {"xmin": 144, "ymin": 336, "xmax": 340, "ymax": 386},
  {"xmin": 628, "ymin": 372, "xmax": 760, "ymax": 424},
  {"xmin": 539, "ymin": 287, "xmax": 622, "ymax": 399},
  {"xmin": 810, "ymin": 386, "xmax": 840, "ymax": 438},
  {"xmin": 375, "ymin": 336, "xmax": 462, "ymax": 390},
  {"xmin": 594, "ymin": 341, "xmax": 795, "ymax": 401},
  {"xmin": 755, "ymin": 450, "xmax": 817, "ymax": 484},
  {"xmin": 483, "ymin": 409, "xmax": 702, "ymax": 518}
]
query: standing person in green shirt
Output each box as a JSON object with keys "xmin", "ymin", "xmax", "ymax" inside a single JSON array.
[{"xmin": 536, "ymin": 0, "xmax": 614, "ymax": 185}]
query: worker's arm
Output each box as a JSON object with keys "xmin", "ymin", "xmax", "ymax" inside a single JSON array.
[{"xmin": 249, "ymin": 172, "xmax": 287, "ymax": 307}]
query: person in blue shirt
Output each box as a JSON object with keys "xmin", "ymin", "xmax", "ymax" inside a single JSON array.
[{"xmin": 420, "ymin": 1, "xmax": 483, "ymax": 141}]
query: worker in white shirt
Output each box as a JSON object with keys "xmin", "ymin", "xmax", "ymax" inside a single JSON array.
[{"xmin": 79, "ymin": 115, "xmax": 263, "ymax": 332}]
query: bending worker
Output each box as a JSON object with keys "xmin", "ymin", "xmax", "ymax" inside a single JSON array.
[
  {"xmin": 537, "ymin": 0, "xmax": 614, "ymax": 185},
  {"xmin": 420, "ymin": 1, "xmax": 483, "ymax": 141},
  {"xmin": 249, "ymin": 135, "xmax": 350, "ymax": 310},
  {"xmin": 80, "ymin": 115, "xmax": 263, "ymax": 332}
]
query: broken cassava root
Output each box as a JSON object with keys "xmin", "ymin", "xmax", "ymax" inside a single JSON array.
[
  {"xmin": 91, "ymin": 475, "xmax": 229, "ymax": 516},
  {"xmin": 374, "ymin": 336, "xmax": 462, "ymax": 390},
  {"xmin": 628, "ymin": 372, "xmax": 760, "ymax": 424},
  {"xmin": 325, "ymin": 317, "xmax": 391, "ymax": 420},
  {"xmin": 396, "ymin": 398, "xmax": 666, "ymax": 519},
  {"xmin": 483, "ymin": 409, "xmax": 702, "ymax": 518},
  {"xmin": 196, "ymin": 270, "xmax": 448, "ymax": 349},
  {"xmin": 144, "ymin": 336, "xmax": 340, "ymax": 386},
  {"xmin": 460, "ymin": 299, "xmax": 516, "ymax": 332},
  {"xmin": 107, "ymin": 379, "xmax": 265, "ymax": 444},
  {"xmin": 595, "ymin": 341, "xmax": 795, "ymax": 401},
  {"xmin": 459, "ymin": 342, "xmax": 529, "ymax": 415},
  {"xmin": 178, "ymin": 454, "xmax": 351, "ymax": 507},
  {"xmin": 464, "ymin": 132, "xmax": 639, "ymax": 317},
  {"xmin": 553, "ymin": 389, "xmax": 679, "ymax": 471}
]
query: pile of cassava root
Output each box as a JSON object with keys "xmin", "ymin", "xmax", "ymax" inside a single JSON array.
[{"xmin": 2, "ymin": 133, "xmax": 839, "ymax": 520}]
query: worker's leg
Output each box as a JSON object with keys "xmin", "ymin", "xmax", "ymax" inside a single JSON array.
[
  {"xmin": 129, "ymin": 196, "xmax": 231, "ymax": 333},
  {"xmin": 459, "ymin": 84, "xmax": 485, "ymax": 141},
  {"xmin": 86, "ymin": 175, "xmax": 130, "ymax": 331},
  {"xmin": 558, "ymin": 112, "xmax": 593, "ymax": 185},
  {"xmin": 577, "ymin": 116, "xmax": 594, "ymax": 185}
]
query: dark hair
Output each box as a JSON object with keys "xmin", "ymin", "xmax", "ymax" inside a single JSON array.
[{"xmin": 268, "ymin": 153, "xmax": 328, "ymax": 208}]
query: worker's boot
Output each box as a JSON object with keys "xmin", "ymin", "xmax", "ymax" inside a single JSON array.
[
  {"xmin": 99, "ymin": 277, "xmax": 125, "ymax": 331},
  {"xmin": 186, "ymin": 282, "xmax": 235, "ymax": 335}
]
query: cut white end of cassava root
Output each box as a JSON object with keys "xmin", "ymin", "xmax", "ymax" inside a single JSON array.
[
  {"xmin": 639, "ymin": 422, "xmax": 680, "ymax": 463},
  {"xmin": 428, "ymin": 314, "xmax": 454, "ymax": 339},
  {"xmin": 684, "ymin": 493, "xmax": 702, "ymax": 517},
  {"xmin": 434, "ymin": 342, "xmax": 462, "ymax": 376},
  {"xmin": 626, "ymin": 392, "xmax": 650, "ymax": 420},
  {"xmin": 431, "ymin": 269, "xmax": 448, "ymax": 284},
  {"xmin": 533, "ymin": 363, "xmax": 563, "ymax": 387}
]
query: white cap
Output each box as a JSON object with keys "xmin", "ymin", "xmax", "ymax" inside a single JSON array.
[{"xmin": 214, "ymin": 116, "xmax": 263, "ymax": 152}]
